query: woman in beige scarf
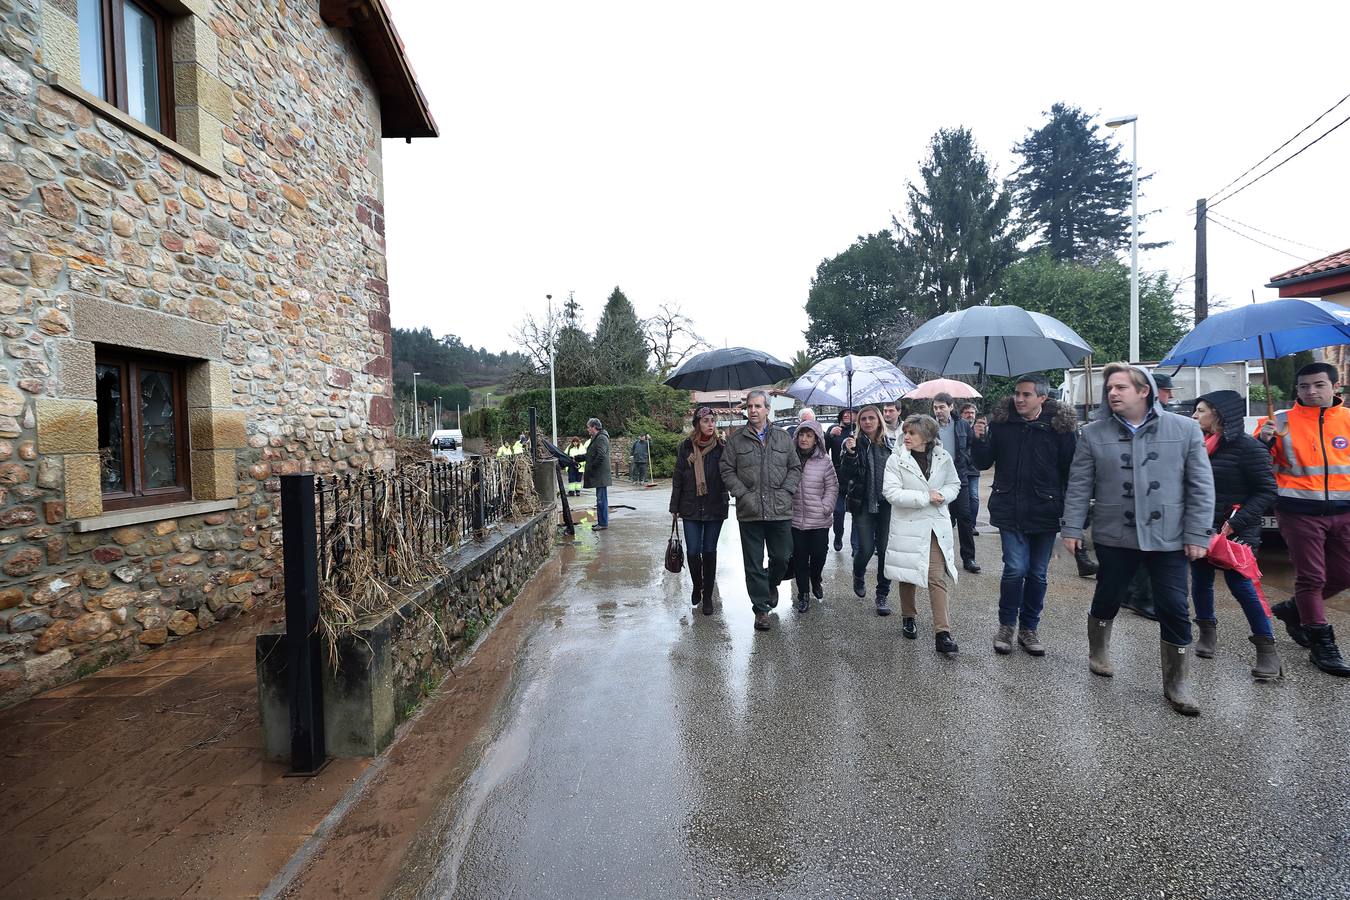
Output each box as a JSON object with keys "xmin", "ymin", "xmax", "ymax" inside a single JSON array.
[{"xmin": 669, "ymin": 407, "xmax": 730, "ymax": 615}]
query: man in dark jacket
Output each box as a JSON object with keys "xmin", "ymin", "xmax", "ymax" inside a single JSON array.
[
  {"xmin": 583, "ymin": 418, "xmax": 612, "ymax": 530},
  {"xmin": 972, "ymin": 374, "xmax": 1077, "ymax": 656},
  {"xmin": 720, "ymin": 390, "xmax": 803, "ymax": 631},
  {"xmin": 933, "ymin": 393, "xmax": 980, "ymax": 572},
  {"xmin": 826, "ymin": 408, "xmax": 858, "ymax": 553}
]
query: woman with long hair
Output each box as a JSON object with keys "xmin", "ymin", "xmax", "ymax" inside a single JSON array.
[
  {"xmin": 840, "ymin": 405, "xmax": 894, "ymax": 615},
  {"xmin": 669, "ymin": 407, "xmax": 730, "ymax": 615}
]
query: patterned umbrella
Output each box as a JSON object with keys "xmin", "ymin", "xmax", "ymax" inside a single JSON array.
[{"xmin": 787, "ymin": 355, "xmax": 917, "ymax": 408}]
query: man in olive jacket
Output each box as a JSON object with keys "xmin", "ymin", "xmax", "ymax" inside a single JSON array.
[
  {"xmin": 583, "ymin": 418, "xmax": 612, "ymax": 530},
  {"xmin": 1061, "ymin": 363, "xmax": 1214, "ymax": 717},
  {"xmin": 720, "ymin": 390, "xmax": 802, "ymax": 630}
]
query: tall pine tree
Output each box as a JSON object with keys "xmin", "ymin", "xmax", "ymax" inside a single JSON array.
[
  {"xmin": 899, "ymin": 127, "xmax": 1019, "ymax": 316},
  {"xmin": 1010, "ymin": 103, "xmax": 1133, "ymax": 262},
  {"xmin": 554, "ymin": 293, "xmax": 600, "ymax": 387},
  {"xmin": 593, "ymin": 287, "xmax": 650, "ymax": 383}
]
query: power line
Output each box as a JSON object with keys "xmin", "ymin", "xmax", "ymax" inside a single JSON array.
[
  {"xmin": 1208, "ymin": 216, "xmax": 1308, "ymax": 261},
  {"xmin": 1209, "ymin": 110, "xmax": 1350, "ymax": 209},
  {"xmin": 1206, "ymin": 211, "xmax": 1329, "ymax": 254},
  {"xmin": 1204, "ymin": 90, "xmax": 1350, "ymax": 204}
]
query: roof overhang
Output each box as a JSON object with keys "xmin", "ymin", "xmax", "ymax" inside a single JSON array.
[
  {"xmin": 1267, "ymin": 246, "xmax": 1350, "ymax": 298},
  {"xmin": 321, "ymin": 0, "xmax": 438, "ymax": 139}
]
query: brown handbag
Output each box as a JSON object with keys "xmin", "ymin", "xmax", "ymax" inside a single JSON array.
[{"xmin": 664, "ymin": 516, "xmax": 684, "ymax": 573}]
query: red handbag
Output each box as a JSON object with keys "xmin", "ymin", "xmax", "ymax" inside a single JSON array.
[{"xmin": 1204, "ymin": 506, "xmax": 1271, "ymax": 615}]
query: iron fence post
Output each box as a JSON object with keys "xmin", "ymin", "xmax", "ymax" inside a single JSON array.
[
  {"xmin": 471, "ymin": 456, "xmax": 485, "ymax": 534},
  {"xmin": 280, "ymin": 474, "xmax": 326, "ymax": 775}
]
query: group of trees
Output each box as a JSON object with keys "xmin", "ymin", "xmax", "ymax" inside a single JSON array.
[
  {"xmin": 805, "ymin": 103, "xmax": 1186, "ymax": 365},
  {"xmin": 511, "ymin": 288, "xmax": 708, "ymax": 390},
  {"xmin": 391, "ymin": 328, "xmax": 527, "ymax": 407}
]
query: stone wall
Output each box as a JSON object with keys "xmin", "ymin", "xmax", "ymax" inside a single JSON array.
[
  {"xmin": 0, "ymin": 0, "xmax": 406, "ymax": 705},
  {"xmin": 257, "ymin": 507, "xmax": 558, "ymax": 759}
]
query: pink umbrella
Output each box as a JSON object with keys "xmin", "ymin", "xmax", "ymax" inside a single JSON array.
[{"xmin": 906, "ymin": 378, "xmax": 982, "ymax": 400}]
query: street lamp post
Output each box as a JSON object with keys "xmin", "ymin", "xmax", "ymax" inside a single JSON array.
[
  {"xmin": 412, "ymin": 371, "xmax": 421, "ymax": 438},
  {"xmin": 547, "ymin": 293, "xmax": 558, "ymax": 447},
  {"xmin": 1107, "ymin": 114, "xmax": 1139, "ymax": 363}
]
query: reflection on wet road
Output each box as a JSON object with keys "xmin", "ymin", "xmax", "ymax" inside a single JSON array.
[{"xmin": 406, "ymin": 483, "xmax": 1349, "ymax": 899}]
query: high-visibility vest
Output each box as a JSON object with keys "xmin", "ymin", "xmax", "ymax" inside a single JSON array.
[
  {"xmin": 575, "ymin": 440, "xmax": 590, "ymax": 474},
  {"xmin": 567, "ymin": 444, "xmax": 586, "ymax": 474},
  {"xmin": 496, "ymin": 443, "xmax": 511, "ymax": 458},
  {"xmin": 1255, "ymin": 400, "xmax": 1350, "ymax": 505}
]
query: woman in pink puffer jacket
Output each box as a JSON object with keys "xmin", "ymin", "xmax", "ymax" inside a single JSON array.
[{"xmin": 790, "ymin": 418, "xmax": 839, "ymax": 613}]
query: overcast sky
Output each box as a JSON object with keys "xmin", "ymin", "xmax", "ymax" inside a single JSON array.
[{"xmin": 380, "ymin": 0, "xmax": 1350, "ymax": 362}]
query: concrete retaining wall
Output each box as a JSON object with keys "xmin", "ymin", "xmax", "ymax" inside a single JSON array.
[{"xmin": 256, "ymin": 506, "xmax": 556, "ymax": 759}]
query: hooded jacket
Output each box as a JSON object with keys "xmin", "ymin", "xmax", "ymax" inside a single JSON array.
[
  {"xmin": 790, "ymin": 419, "xmax": 839, "ymax": 530},
  {"xmin": 971, "ymin": 397, "xmax": 1077, "ymax": 534},
  {"xmin": 1196, "ymin": 389, "xmax": 1275, "ymax": 547},
  {"xmin": 1061, "ymin": 366, "xmax": 1215, "ymax": 551}
]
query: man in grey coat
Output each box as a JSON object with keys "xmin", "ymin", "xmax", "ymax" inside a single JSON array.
[
  {"xmin": 720, "ymin": 390, "xmax": 803, "ymax": 631},
  {"xmin": 1061, "ymin": 363, "xmax": 1215, "ymax": 716},
  {"xmin": 583, "ymin": 418, "xmax": 612, "ymax": 530}
]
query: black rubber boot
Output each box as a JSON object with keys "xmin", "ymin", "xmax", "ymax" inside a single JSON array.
[
  {"xmin": 688, "ymin": 553, "xmax": 704, "ymax": 606},
  {"xmin": 1306, "ymin": 624, "xmax": 1350, "ymax": 677},
  {"xmin": 1074, "ymin": 546, "xmax": 1099, "ymax": 577},
  {"xmin": 1161, "ymin": 640, "xmax": 1201, "ymax": 716},
  {"xmin": 1271, "ymin": 599, "xmax": 1310, "ymax": 648},
  {"xmin": 1194, "ymin": 619, "xmax": 1218, "ymax": 659},
  {"xmin": 1249, "ymin": 634, "xmax": 1282, "ymax": 680}
]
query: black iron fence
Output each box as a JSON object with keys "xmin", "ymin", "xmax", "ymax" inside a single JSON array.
[{"xmin": 310, "ymin": 454, "xmax": 519, "ymax": 591}]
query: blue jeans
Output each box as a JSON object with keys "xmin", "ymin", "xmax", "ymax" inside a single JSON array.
[
  {"xmin": 968, "ymin": 475, "xmax": 980, "ymax": 524},
  {"xmin": 683, "ymin": 518, "xmax": 723, "ymax": 555},
  {"xmin": 595, "ymin": 486, "xmax": 609, "ymax": 527},
  {"xmin": 1190, "ymin": 559, "xmax": 1273, "ymax": 637},
  {"xmin": 998, "ymin": 530, "xmax": 1056, "ymax": 630},
  {"xmin": 1089, "ymin": 544, "xmax": 1192, "ymax": 645},
  {"xmin": 853, "ymin": 506, "xmax": 892, "ymax": 598}
]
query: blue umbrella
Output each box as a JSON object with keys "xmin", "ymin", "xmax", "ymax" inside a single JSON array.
[
  {"xmin": 787, "ymin": 355, "xmax": 917, "ymax": 408},
  {"xmin": 1159, "ymin": 298, "xmax": 1350, "ymax": 367}
]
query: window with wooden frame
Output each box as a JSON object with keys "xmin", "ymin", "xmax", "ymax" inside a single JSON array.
[
  {"xmin": 77, "ymin": 0, "xmax": 175, "ymax": 138},
  {"xmin": 95, "ymin": 351, "xmax": 192, "ymax": 510}
]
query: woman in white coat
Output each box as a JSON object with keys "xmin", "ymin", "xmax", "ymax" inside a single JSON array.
[{"xmin": 882, "ymin": 414, "xmax": 963, "ymax": 655}]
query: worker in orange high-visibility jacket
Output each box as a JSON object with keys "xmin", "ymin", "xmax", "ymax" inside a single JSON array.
[{"xmin": 1255, "ymin": 361, "xmax": 1350, "ymax": 677}]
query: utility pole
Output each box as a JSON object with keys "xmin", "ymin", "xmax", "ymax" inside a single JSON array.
[
  {"xmin": 547, "ymin": 293, "xmax": 558, "ymax": 447},
  {"xmin": 1194, "ymin": 198, "xmax": 1208, "ymax": 323}
]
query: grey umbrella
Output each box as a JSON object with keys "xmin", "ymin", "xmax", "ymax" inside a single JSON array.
[
  {"xmin": 663, "ymin": 346, "xmax": 793, "ymax": 392},
  {"xmin": 896, "ymin": 305, "xmax": 1093, "ymax": 378}
]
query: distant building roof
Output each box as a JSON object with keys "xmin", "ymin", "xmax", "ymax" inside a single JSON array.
[
  {"xmin": 320, "ymin": 0, "xmax": 438, "ymax": 139},
  {"xmin": 1267, "ymin": 246, "xmax": 1350, "ymax": 291}
]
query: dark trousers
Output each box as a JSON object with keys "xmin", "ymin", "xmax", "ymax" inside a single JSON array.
[
  {"xmin": 968, "ymin": 475, "xmax": 980, "ymax": 524},
  {"xmin": 1089, "ymin": 544, "xmax": 1193, "ymax": 645},
  {"xmin": 739, "ymin": 520, "xmax": 793, "ymax": 614},
  {"xmin": 790, "ymin": 527, "xmax": 829, "ymax": 595},
  {"xmin": 950, "ymin": 482, "xmax": 976, "ymax": 564},
  {"xmin": 832, "ymin": 492, "xmax": 860, "ymax": 553},
  {"xmin": 1278, "ymin": 509, "xmax": 1350, "ymax": 626},
  {"xmin": 853, "ymin": 506, "xmax": 892, "ymax": 598}
]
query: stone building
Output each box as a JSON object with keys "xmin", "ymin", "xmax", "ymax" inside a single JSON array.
[{"xmin": 0, "ymin": 0, "xmax": 436, "ymax": 704}]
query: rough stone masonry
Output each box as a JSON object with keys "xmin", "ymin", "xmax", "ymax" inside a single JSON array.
[{"xmin": 0, "ymin": 0, "xmax": 433, "ymax": 705}]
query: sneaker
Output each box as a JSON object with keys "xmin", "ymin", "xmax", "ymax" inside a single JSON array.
[
  {"xmin": 754, "ymin": 613, "xmax": 770, "ymax": 631},
  {"xmin": 935, "ymin": 631, "xmax": 959, "ymax": 655},
  {"xmin": 901, "ymin": 617, "xmax": 918, "ymax": 639},
  {"xmin": 1017, "ymin": 628, "xmax": 1045, "ymax": 657},
  {"xmin": 875, "ymin": 595, "xmax": 891, "ymax": 617},
  {"xmin": 993, "ymin": 624, "xmax": 1014, "ymax": 655}
]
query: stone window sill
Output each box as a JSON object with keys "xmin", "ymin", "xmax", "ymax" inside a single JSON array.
[
  {"xmin": 49, "ymin": 75, "xmax": 226, "ymax": 181},
  {"xmin": 73, "ymin": 498, "xmax": 238, "ymax": 533}
]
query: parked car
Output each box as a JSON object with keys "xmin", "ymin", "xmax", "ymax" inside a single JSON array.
[{"xmin": 429, "ymin": 429, "xmax": 462, "ymax": 461}]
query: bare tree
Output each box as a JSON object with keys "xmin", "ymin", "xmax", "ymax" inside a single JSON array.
[
  {"xmin": 511, "ymin": 308, "xmax": 559, "ymax": 375},
  {"xmin": 643, "ymin": 302, "xmax": 710, "ymax": 380}
]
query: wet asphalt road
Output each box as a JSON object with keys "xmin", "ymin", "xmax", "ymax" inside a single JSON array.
[{"xmin": 405, "ymin": 483, "xmax": 1350, "ymax": 900}]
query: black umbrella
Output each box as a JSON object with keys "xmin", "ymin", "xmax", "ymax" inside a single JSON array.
[{"xmin": 663, "ymin": 347, "xmax": 792, "ymax": 392}]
